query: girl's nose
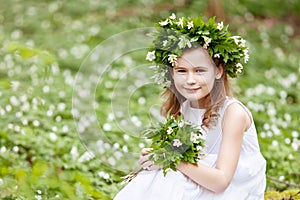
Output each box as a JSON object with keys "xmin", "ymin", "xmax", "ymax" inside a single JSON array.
[{"xmin": 186, "ymin": 73, "xmax": 196, "ymax": 84}]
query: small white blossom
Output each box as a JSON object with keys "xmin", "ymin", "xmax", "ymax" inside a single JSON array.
[
  {"xmin": 98, "ymin": 171, "xmax": 110, "ymax": 180},
  {"xmin": 123, "ymin": 134, "xmax": 129, "ymax": 140},
  {"xmin": 57, "ymin": 103, "xmax": 66, "ymax": 111},
  {"xmin": 32, "ymin": 120, "xmax": 40, "ymax": 127},
  {"xmin": 240, "ymin": 39, "xmax": 247, "ymax": 47},
  {"xmin": 169, "ymin": 13, "xmax": 176, "ymax": 20},
  {"xmin": 196, "ymin": 145, "xmax": 203, "ymax": 151},
  {"xmin": 217, "ymin": 21, "xmax": 224, "ymax": 30},
  {"xmin": 11, "ymin": 81, "xmax": 20, "ymax": 91},
  {"xmin": 122, "ymin": 145, "xmax": 128, "ymax": 152},
  {"xmin": 0, "ymin": 146, "xmax": 6, "ymax": 153},
  {"xmin": 190, "ymin": 132, "xmax": 198, "ymax": 143},
  {"xmin": 159, "ymin": 19, "xmax": 169, "ymax": 26},
  {"xmin": 187, "ymin": 21, "xmax": 194, "ymax": 29},
  {"xmin": 35, "ymin": 195, "xmax": 42, "ymax": 200},
  {"xmin": 71, "ymin": 146, "xmax": 79, "ymax": 160},
  {"xmin": 49, "ymin": 132, "xmax": 58, "ymax": 142},
  {"xmin": 243, "ymin": 49, "xmax": 249, "ymax": 63},
  {"xmin": 168, "ymin": 54, "xmax": 177, "ymax": 66},
  {"xmin": 162, "ymin": 40, "xmax": 168, "ymax": 47},
  {"xmin": 62, "ymin": 125, "xmax": 69, "ymax": 133},
  {"xmin": 214, "ymin": 53, "xmax": 220, "ymax": 58},
  {"xmin": 236, "ymin": 63, "xmax": 243, "ymax": 73},
  {"xmin": 8, "ymin": 123, "xmax": 14, "ymax": 129},
  {"xmin": 176, "ymin": 17, "xmax": 184, "ymax": 28},
  {"xmin": 167, "ymin": 126, "xmax": 173, "ymax": 135},
  {"xmin": 173, "ymin": 139, "xmax": 182, "ymax": 147},
  {"xmin": 78, "ymin": 151, "xmax": 95, "ymax": 163},
  {"xmin": 231, "ymin": 36, "xmax": 241, "ymax": 45},
  {"xmin": 43, "ymin": 85, "xmax": 50, "ymax": 93},
  {"xmin": 178, "ymin": 121, "xmax": 185, "ymax": 128},
  {"xmin": 202, "ymin": 36, "xmax": 211, "ymax": 49},
  {"xmin": 146, "ymin": 51, "xmax": 156, "ymax": 61},
  {"xmin": 202, "ymin": 36, "xmax": 212, "ymax": 47},
  {"xmin": 13, "ymin": 146, "xmax": 19, "ymax": 152},
  {"xmin": 5, "ymin": 105, "xmax": 12, "ymax": 112},
  {"xmin": 14, "ymin": 125, "xmax": 20, "ymax": 132},
  {"xmin": 103, "ymin": 123, "xmax": 112, "ymax": 131}
]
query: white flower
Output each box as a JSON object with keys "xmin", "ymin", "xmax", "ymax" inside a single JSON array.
[
  {"xmin": 159, "ymin": 19, "xmax": 169, "ymax": 26},
  {"xmin": 168, "ymin": 54, "xmax": 177, "ymax": 66},
  {"xmin": 243, "ymin": 49, "xmax": 249, "ymax": 63},
  {"xmin": 173, "ymin": 139, "xmax": 182, "ymax": 147},
  {"xmin": 203, "ymin": 36, "xmax": 211, "ymax": 45},
  {"xmin": 217, "ymin": 21, "xmax": 224, "ymax": 30},
  {"xmin": 202, "ymin": 36, "xmax": 211, "ymax": 49},
  {"xmin": 176, "ymin": 17, "xmax": 184, "ymax": 28},
  {"xmin": 78, "ymin": 151, "xmax": 95, "ymax": 163},
  {"xmin": 178, "ymin": 120, "xmax": 185, "ymax": 128},
  {"xmin": 33, "ymin": 120, "xmax": 40, "ymax": 127},
  {"xmin": 187, "ymin": 21, "xmax": 194, "ymax": 29},
  {"xmin": 49, "ymin": 132, "xmax": 57, "ymax": 141},
  {"xmin": 169, "ymin": 13, "xmax": 176, "ymax": 20},
  {"xmin": 167, "ymin": 126, "xmax": 173, "ymax": 135},
  {"xmin": 236, "ymin": 63, "xmax": 243, "ymax": 73},
  {"xmin": 162, "ymin": 40, "xmax": 168, "ymax": 47},
  {"xmin": 71, "ymin": 146, "xmax": 79, "ymax": 160},
  {"xmin": 240, "ymin": 39, "xmax": 247, "ymax": 47},
  {"xmin": 146, "ymin": 51, "xmax": 156, "ymax": 61},
  {"xmin": 231, "ymin": 36, "xmax": 241, "ymax": 45},
  {"xmin": 214, "ymin": 53, "xmax": 220, "ymax": 58},
  {"xmin": 196, "ymin": 145, "xmax": 203, "ymax": 151},
  {"xmin": 190, "ymin": 132, "xmax": 199, "ymax": 143}
]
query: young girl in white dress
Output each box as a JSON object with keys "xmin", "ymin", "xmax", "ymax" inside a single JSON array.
[{"xmin": 114, "ymin": 14, "xmax": 266, "ymax": 200}]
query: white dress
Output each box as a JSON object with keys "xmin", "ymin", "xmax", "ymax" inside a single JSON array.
[{"xmin": 114, "ymin": 97, "xmax": 266, "ymax": 200}]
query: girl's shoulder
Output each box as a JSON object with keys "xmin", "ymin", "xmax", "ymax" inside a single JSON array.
[
  {"xmin": 221, "ymin": 97, "xmax": 253, "ymax": 129},
  {"xmin": 222, "ymin": 97, "xmax": 249, "ymax": 114}
]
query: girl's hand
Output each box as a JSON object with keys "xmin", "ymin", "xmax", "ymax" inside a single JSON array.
[{"xmin": 138, "ymin": 148, "xmax": 162, "ymax": 171}]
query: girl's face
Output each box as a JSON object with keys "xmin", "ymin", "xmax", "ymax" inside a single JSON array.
[{"xmin": 172, "ymin": 48, "xmax": 223, "ymax": 108}]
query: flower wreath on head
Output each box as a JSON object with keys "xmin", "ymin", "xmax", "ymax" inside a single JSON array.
[{"xmin": 146, "ymin": 13, "xmax": 250, "ymax": 87}]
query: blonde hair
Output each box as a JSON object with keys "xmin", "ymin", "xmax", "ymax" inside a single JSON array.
[{"xmin": 160, "ymin": 50, "xmax": 231, "ymax": 129}]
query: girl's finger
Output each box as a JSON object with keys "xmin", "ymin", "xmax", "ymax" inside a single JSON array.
[
  {"xmin": 141, "ymin": 160, "xmax": 154, "ymax": 170},
  {"xmin": 140, "ymin": 148, "xmax": 153, "ymax": 156},
  {"xmin": 138, "ymin": 154, "xmax": 149, "ymax": 165}
]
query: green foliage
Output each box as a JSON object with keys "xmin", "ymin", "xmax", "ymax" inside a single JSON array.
[
  {"xmin": 144, "ymin": 115, "xmax": 205, "ymax": 175},
  {"xmin": 265, "ymin": 189, "xmax": 300, "ymax": 200},
  {"xmin": 0, "ymin": 0, "xmax": 299, "ymax": 199}
]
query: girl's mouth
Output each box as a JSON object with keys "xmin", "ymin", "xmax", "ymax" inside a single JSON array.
[{"xmin": 184, "ymin": 87, "xmax": 201, "ymax": 92}]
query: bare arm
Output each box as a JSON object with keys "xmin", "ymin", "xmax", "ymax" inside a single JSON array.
[{"xmin": 176, "ymin": 103, "xmax": 251, "ymax": 193}]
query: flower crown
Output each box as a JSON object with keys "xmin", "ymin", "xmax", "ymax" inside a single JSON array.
[{"xmin": 146, "ymin": 13, "xmax": 250, "ymax": 86}]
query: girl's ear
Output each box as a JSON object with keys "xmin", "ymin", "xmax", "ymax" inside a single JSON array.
[{"xmin": 215, "ymin": 64, "xmax": 224, "ymax": 79}]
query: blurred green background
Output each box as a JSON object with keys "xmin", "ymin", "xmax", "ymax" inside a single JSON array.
[{"xmin": 0, "ymin": 0, "xmax": 299, "ymax": 199}]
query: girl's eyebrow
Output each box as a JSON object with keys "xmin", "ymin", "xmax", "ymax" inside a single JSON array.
[
  {"xmin": 174, "ymin": 65, "xmax": 208, "ymax": 69},
  {"xmin": 194, "ymin": 66, "xmax": 208, "ymax": 69},
  {"xmin": 174, "ymin": 66, "xmax": 187, "ymax": 69}
]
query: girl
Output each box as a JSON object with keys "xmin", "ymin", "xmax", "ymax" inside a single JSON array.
[{"xmin": 114, "ymin": 14, "xmax": 266, "ymax": 200}]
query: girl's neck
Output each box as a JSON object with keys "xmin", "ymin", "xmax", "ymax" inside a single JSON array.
[{"xmin": 190, "ymin": 97, "xmax": 210, "ymax": 109}]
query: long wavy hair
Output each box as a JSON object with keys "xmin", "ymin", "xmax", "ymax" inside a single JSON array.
[{"xmin": 160, "ymin": 49, "xmax": 231, "ymax": 129}]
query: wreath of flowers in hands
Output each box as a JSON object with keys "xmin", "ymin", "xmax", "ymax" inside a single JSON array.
[
  {"xmin": 122, "ymin": 115, "xmax": 206, "ymax": 183},
  {"xmin": 146, "ymin": 13, "xmax": 250, "ymax": 86},
  {"xmin": 143, "ymin": 115, "xmax": 206, "ymax": 176}
]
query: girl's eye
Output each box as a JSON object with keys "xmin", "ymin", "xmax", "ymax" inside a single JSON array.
[
  {"xmin": 196, "ymin": 69, "xmax": 205, "ymax": 73},
  {"xmin": 175, "ymin": 69, "xmax": 187, "ymax": 73}
]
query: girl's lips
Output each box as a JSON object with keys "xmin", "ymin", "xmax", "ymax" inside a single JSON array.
[{"xmin": 184, "ymin": 87, "xmax": 201, "ymax": 92}]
